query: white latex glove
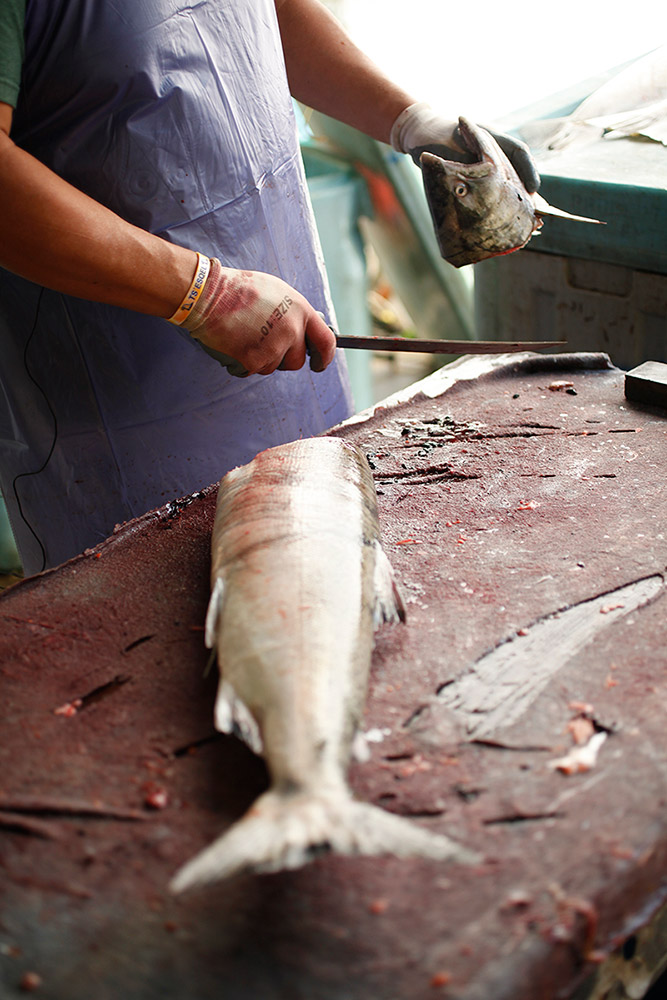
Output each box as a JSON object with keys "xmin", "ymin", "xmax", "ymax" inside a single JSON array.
[
  {"xmin": 174, "ymin": 258, "xmax": 337, "ymax": 378},
  {"xmin": 390, "ymin": 102, "xmax": 540, "ymax": 194}
]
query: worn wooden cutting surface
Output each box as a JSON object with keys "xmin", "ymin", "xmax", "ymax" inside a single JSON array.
[{"xmin": 1, "ymin": 353, "xmax": 666, "ymax": 1000}]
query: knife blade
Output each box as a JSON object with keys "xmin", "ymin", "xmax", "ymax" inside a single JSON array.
[{"xmin": 336, "ymin": 336, "xmax": 566, "ymax": 355}]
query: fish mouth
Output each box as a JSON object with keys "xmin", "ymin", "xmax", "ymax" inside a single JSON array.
[
  {"xmin": 454, "ymin": 116, "xmax": 508, "ymax": 171},
  {"xmin": 455, "ymin": 117, "xmax": 485, "ymax": 161},
  {"xmin": 418, "ymin": 118, "xmax": 500, "ymax": 183}
]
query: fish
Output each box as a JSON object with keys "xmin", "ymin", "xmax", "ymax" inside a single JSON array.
[
  {"xmin": 420, "ymin": 117, "xmax": 603, "ymax": 268},
  {"xmin": 519, "ymin": 44, "xmax": 667, "ymax": 151},
  {"xmin": 170, "ymin": 437, "xmax": 477, "ymax": 892}
]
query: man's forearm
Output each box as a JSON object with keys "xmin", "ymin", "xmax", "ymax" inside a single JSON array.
[
  {"xmin": 0, "ymin": 109, "xmax": 196, "ymax": 317},
  {"xmin": 275, "ymin": 0, "xmax": 415, "ymax": 144},
  {"xmin": 0, "ymin": 103, "xmax": 337, "ymax": 376}
]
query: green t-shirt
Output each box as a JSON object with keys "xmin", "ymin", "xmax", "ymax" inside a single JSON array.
[{"xmin": 0, "ymin": 0, "xmax": 26, "ymax": 107}]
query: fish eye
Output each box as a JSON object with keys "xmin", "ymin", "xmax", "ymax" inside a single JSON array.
[{"xmin": 454, "ymin": 182, "xmax": 468, "ymax": 198}]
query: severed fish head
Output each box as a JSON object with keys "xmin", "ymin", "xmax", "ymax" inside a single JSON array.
[
  {"xmin": 420, "ymin": 117, "xmax": 604, "ymax": 268},
  {"xmin": 420, "ymin": 117, "xmax": 542, "ymax": 267}
]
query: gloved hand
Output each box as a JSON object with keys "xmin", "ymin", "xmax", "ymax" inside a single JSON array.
[
  {"xmin": 390, "ymin": 102, "xmax": 540, "ymax": 194},
  {"xmin": 171, "ymin": 257, "xmax": 337, "ymax": 378}
]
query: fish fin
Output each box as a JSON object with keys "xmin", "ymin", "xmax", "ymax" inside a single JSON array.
[
  {"xmin": 206, "ymin": 578, "xmax": 262, "ymax": 753},
  {"xmin": 531, "ymin": 192, "xmax": 605, "ymax": 225},
  {"xmin": 373, "ymin": 541, "xmax": 406, "ymax": 627},
  {"xmin": 170, "ymin": 788, "xmax": 479, "ymax": 893},
  {"xmin": 515, "ymin": 117, "xmax": 572, "ymax": 151},
  {"xmin": 351, "ymin": 730, "xmax": 371, "ymax": 763},
  {"xmin": 204, "ymin": 576, "xmax": 225, "ymax": 649},
  {"xmin": 214, "ymin": 679, "xmax": 263, "ymax": 755},
  {"xmin": 202, "ymin": 647, "xmax": 217, "ymax": 679}
]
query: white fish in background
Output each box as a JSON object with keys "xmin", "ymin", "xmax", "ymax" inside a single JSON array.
[
  {"xmin": 170, "ymin": 438, "xmax": 476, "ymax": 892},
  {"xmin": 519, "ymin": 44, "xmax": 667, "ymax": 151}
]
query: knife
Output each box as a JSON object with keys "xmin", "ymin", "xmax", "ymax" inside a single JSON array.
[
  {"xmin": 198, "ymin": 335, "xmax": 565, "ymax": 377},
  {"xmin": 336, "ymin": 336, "xmax": 565, "ymax": 354}
]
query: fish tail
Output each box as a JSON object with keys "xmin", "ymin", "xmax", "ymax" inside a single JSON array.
[{"xmin": 169, "ymin": 788, "xmax": 479, "ymax": 893}]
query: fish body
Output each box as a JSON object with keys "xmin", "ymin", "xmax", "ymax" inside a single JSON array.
[
  {"xmin": 171, "ymin": 438, "xmax": 475, "ymax": 892},
  {"xmin": 421, "ymin": 117, "xmax": 602, "ymax": 268}
]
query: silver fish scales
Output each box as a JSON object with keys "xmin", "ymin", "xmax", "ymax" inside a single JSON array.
[{"xmin": 171, "ymin": 437, "xmax": 476, "ymax": 891}]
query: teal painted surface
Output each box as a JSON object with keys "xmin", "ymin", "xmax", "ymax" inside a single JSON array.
[
  {"xmin": 532, "ymin": 147, "xmax": 667, "ymax": 275},
  {"xmin": 497, "ymin": 69, "xmax": 667, "ymax": 276},
  {"xmin": 303, "ymin": 146, "xmax": 374, "ymax": 411},
  {"xmin": 0, "ymin": 494, "xmax": 21, "ymax": 573}
]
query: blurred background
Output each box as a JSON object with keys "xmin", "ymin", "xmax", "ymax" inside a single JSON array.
[{"xmin": 329, "ymin": 0, "xmax": 661, "ymax": 121}]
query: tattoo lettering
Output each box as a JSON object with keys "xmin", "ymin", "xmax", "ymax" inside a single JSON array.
[{"xmin": 260, "ymin": 296, "xmax": 292, "ymax": 338}]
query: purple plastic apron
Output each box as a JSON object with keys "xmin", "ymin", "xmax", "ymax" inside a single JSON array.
[{"xmin": 0, "ymin": 0, "xmax": 353, "ymax": 575}]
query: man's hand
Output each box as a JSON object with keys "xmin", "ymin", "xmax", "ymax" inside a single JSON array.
[
  {"xmin": 177, "ymin": 258, "xmax": 337, "ymax": 378},
  {"xmin": 390, "ymin": 102, "xmax": 540, "ymax": 194}
]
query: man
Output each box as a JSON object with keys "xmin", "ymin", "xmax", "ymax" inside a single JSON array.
[{"xmin": 0, "ymin": 0, "xmax": 537, "ymax": 574}]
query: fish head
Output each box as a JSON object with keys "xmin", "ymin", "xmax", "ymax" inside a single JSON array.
[{"xmin": 420, "ymin": 117, "xmax": 542, "ymax": 268}]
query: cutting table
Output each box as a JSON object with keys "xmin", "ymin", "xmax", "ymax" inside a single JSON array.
[{"xmin": 1, "ymin": 352, "xmax": 666, "ymax": 1000}]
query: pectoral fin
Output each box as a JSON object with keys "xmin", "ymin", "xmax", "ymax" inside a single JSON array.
[
  {"xmin": 204, "ymin": 576, "xmax": 225, "ymax": 649},
  {"xmin": 372, "ymin": 541, "xmax": 406, "ymax": 627},
  {"xmin": 214, "ymin": 679, "xmax": 263, "ymax": 755},
  {"xmin": 206, "ymin": 575, "xmax": 263, "ymax": 754},
  {"xmin": 532, "ymin": 192, "xmax": 605, "ymax": 225}
]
